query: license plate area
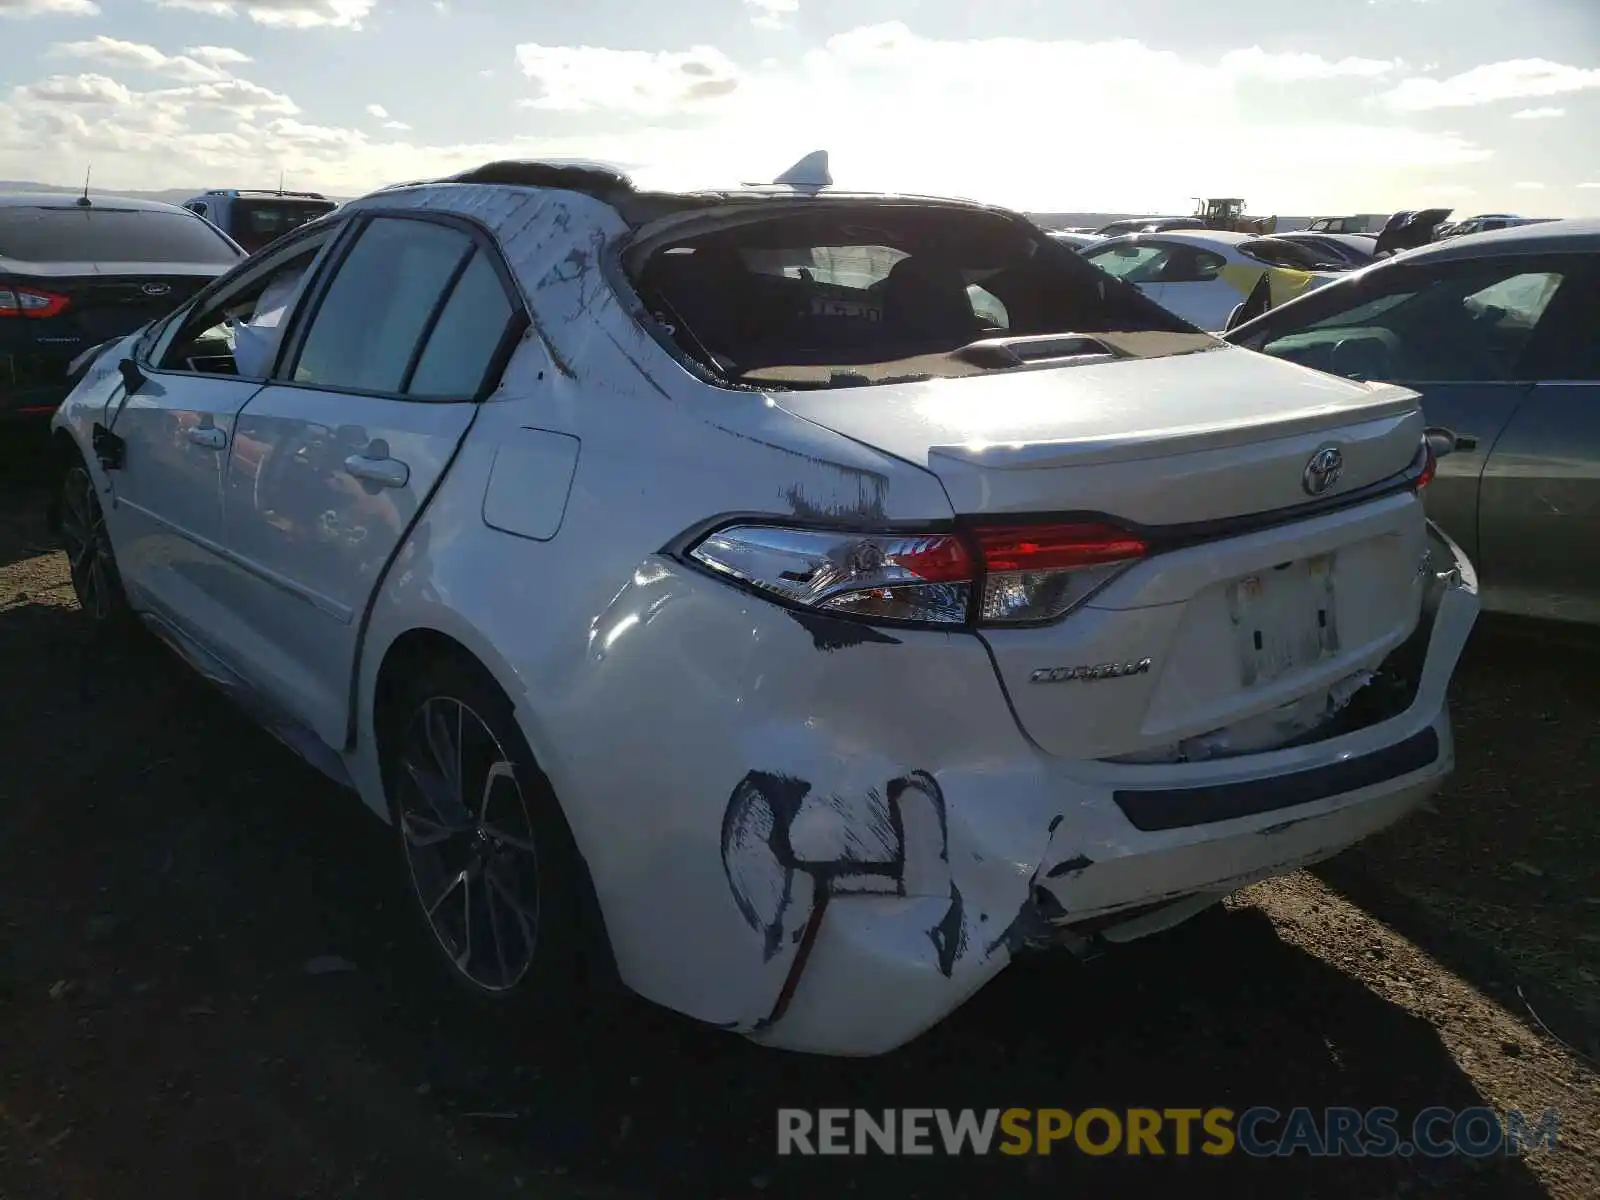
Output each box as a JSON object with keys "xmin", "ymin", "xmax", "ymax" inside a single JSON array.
[{"xmin": 1228, "ymin": 553, "xmax": 1339, "ymax": 687}]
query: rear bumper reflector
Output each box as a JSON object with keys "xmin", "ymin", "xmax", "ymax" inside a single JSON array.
[{"xmin": 1112, "ymin": 727, "xmax": 1440, "ymax": 832}]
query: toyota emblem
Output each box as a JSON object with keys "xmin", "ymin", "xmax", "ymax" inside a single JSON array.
[
  {"xmin": 1302, "ymin": 447, "xmax": 1344, "ymax": 496},
  {"xmin": 141, "ymin": 282, "xmax": 171, "ymax": 297}
]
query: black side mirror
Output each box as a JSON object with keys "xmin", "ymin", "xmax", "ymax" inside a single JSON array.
[
  {"xmin": 118, "ymin": 357, "xmax": 146, "ymax": 395},
  {"xmin": 1425, "ymin": 426, "xmax": 1478, "ymax": 459}
]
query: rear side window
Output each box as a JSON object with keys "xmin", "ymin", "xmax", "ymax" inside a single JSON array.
[
  {"xmin": 292, "ymin": 217, "xmax": 473, "ymax": 393},
  {"xmin": 0, "ymin": 207, "xmax": 241, "ymax": 264},
  {"xmin": 405, "ymin": 251, "xmax": 517, "ymax": 398}
]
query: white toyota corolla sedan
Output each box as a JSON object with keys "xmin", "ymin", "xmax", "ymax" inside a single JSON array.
[{"xmin": 47, "ymin": 157, "xmax": 1479, "ymax": 1057}]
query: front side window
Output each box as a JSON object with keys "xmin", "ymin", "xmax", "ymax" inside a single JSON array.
[
  {"xmin": 156, "ymin": 226, "xmax": 336, "ymax": 376},
  {"xmin": 290, "ymin": 217, "xmax": 474, "ymax": 394},
  {"xmin": 0, "ymin": 206, "xmax": 241, "ymax": 265},
  {"xmin": 1242, "ymin": 260, "xmax": 1572, "ymax": 383}
]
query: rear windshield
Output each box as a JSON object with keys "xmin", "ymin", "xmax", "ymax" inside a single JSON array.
[
  {"xmin": 631, "ymin": 206, "xmax": 1215, "ymax": 390},
  {"xmin": 0, "ymin": 206, "xmax": 243, "ymax": 265},
  {"xmin": 233, "ymin": 199, "xmax": 337, "ymax": 241}
]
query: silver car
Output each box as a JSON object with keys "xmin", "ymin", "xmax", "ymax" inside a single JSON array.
[{"xmin": 1227, "ymin": 220, "xmax": 1600, "ymax": 626}]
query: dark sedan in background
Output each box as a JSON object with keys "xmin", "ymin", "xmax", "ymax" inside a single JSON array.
[
  {"xmin": 1, "ymin": 193, "xmax": 244, "ymax": 429},
  {"xmin": 1227, "ymin": 219, "xmax": 1600, "ymax": 627}
]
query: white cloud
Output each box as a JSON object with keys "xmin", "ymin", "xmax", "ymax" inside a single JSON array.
[
  {"xmin": 1580, "ymin": 182, "xmax": 1600, "ymax": 189},
  {"xmin": 185, "ymin": 45, "xmax": 252, "ymax": 65},
  {"xmin": 1514, "ymin": 181, "xmax": 1546, "ymax": 189},
  {"xmin": 15, "ymin": 73, "xmax": 135, "ymax": 106},
  {"xmin": 52, "ymin": 36, "xmax": 230, "ymax": 83},
  {"xmin": 147, "ymin": 0, "xmax": 373, "ymax": 28},
  {"xmin": 744, "ymin": 0, "xmax": 796, "ymax": 31},
  {"xmin": 1381, "ymin": 59, "xmax": 1600, "ymax": 111},
  {"xmin": 0, "ymin": 27, "xmax": 1527, "ymax": 214},
  {"xmin": 382, "ymin": 119, "xmax": 410, "ymax": 130},
  {"xmin": 0, "ymin": 0, "xmax": 98, "ymax": 16},
  {"xmin": 1510, "ymin": 107, "xmax": 1564, "ymax": 119},
  {"xmin": 515, "ymin": 43, "xmax": 743, "ymax": 114},
  {"xmin": 1220, "ymin": 46, "xmax": 1400, "ymax": 80},
  {"xmin": 365, "ymin": 102, "xmax": 388, "ymax": 118}
]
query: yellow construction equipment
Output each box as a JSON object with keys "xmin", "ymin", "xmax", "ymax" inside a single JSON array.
[{"xmin": 1192, "ymin": 198, "xmax": 1278, "ymax": 235}]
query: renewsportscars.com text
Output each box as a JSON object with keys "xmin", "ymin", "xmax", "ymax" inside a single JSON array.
[{"xmin": 776, "ymin": 1106, "xmax": 1560, "ymax": 1158}]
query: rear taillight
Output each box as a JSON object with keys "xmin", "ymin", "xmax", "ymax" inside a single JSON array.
[
  {"xmin": 973, "ymin": 522, "xmax": 1148, "ymax": 623},
  {"xmin": 1416, "ymin": 440, "xmax": 1437, "ymax": 490},
  {"xmin": 0, "ymin": 287, "xmax": 70, "ymax": 319},
  {"xmin": 687, "ymin": 520, "xmax": 1146, "ymax": 628}
]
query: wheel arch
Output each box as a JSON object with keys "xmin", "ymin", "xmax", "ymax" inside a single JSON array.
[
  {"xmin": 366, "ymin": 620, "xmax": 621, "ymax": 986},
  {"xmin": 45, "ymin": 427, "xmax": 85, "ymax": 533}
]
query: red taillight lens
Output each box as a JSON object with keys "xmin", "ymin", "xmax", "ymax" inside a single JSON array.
[
  {"xmin": 972, "ymin": 522, "xmax": 1149, "ymax": 573},
  {"xmin": 0, "ymin": 287, "xmax": 71, "ymax": 319},
  {"xmin": 1416, "ymin": 440, "xmax": 1437, "ymax": 490},
  {"xmin": 973, "ymin": 521, "xmax": 1147, "ymax": 624}
]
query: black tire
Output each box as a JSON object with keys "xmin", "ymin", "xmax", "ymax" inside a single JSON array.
[
  {"xmin": 381, "ymin": 654, "xmax": 596, "ymax": 1016},
  {"xmin": 58, "ymin": 460, "xmax": 136, "ymax": 637}
]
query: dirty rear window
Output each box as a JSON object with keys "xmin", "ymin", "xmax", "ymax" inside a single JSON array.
[{"xmin": 630, "ymin": 206, "xmax": 1215, "ymax": 390}]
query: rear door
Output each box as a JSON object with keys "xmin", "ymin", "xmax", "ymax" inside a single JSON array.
[
  {"xmin": 220, "ymin": 212, "xmax": 528, "ymax": 750},
  {"xmin": 108, "ymin": 223, "xmax": 344, "ymax": 640},
  {"xmin": 1476, "ymin": 261, "xmax": 1600, "ymax": 624}
]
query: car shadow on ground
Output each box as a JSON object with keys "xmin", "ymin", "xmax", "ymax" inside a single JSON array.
[
  {"xmin": 1316, "ymin": 622, "xmax": 1600, "ymax": 1067},
  {"xmin": 0, "ymin": 573, "xmax": 1557, "ymax": 1199}
]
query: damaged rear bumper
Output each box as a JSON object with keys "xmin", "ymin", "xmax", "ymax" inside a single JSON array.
[{"xmin": 749, "ymin": 522, "xmax": 1478, "ymax": 1056}]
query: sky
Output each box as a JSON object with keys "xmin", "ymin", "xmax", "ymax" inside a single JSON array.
[{"xmin": 0, "ymin": 0, "xmax": 1596, "ymax": 216}]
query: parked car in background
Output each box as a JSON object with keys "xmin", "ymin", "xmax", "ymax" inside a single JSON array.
[
  {"xmin": 1081, "ymin": 230, "xmax": 1347, "ymax": 330},
  {"xmin": 1046, "ymin": 230, "xmax": 1100, "ymax": 251},
  {"xmin": 1374, "ymin": 209, "xmax": 1454, "ymax": 258},
  {"xmin": 2, "ymin": 192, "xmax": 243, "ymax": 430},
  {"xmin": 48, "ymin": 156, "xmax": 1476, "ymax": 1056},
  {"xmin": 1435, "ymin": 214, "xmax": 1555, "ymax": 241},
  {"xmin": 182, "ymin": 189, "xmax": 339, "ymax": 254},
  {"xmin": 1275, "ymin": 231, "xmax": 1380, "ymax": 269},
  {"xmin": 1093, "ymin": 216, "xmax": 1205, "ymax": 237},
  {"xmin": 1227, "ymin": 219, "xmax": 1600, "ymax": 626},
  {"xmin": 1306, "ymin": 215, "xmax": 1383, "ymax": 235}
]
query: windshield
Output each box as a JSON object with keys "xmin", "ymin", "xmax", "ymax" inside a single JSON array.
[
  {"xmin": 232, "ymin": 199, "xmax": 337, "ymax": 249},
  {"xmin": 631, "ymin": 206, "xmax": 1214, "ymax": 390},
  {"xmin": 0, "ymin": 206, "xmax": 242, "ymax": 264}
]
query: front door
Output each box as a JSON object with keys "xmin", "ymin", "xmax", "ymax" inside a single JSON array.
[
  {"xmin": 221, "ymin": 213, "xmax": 526, "ymax": 751},
  {"xmin": 107, "ymin": 225, "xmax": 341, "ymax": 644}
]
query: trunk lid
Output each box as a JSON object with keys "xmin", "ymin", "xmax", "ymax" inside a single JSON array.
[
  {"xmin": 2, "ymin": 261, "xmax": 220, "ymax": 351},
  {"xmin": 770, "ymin": 341, "xmax": 1423, "ymax": 525},
  {"xmin": 773, "ymin": 344, "xmax": 1432, "ymax": 761}
]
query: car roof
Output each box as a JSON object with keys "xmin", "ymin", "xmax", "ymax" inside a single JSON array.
[
  {"xmin": 1393, "ymin": 217, "xmax": 1600, "ymax": 263},
  {"xmin": 0, "ymin": 191, "xmax": 192, "ymax": 213}
]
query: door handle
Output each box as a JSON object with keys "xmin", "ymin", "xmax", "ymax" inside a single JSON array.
[
  {"xmin": 186, "ymin": 425, "xmax": 227, "ymax": 450},
  {"xmin": 343, "ymin": 453, "xmax": 410, "ymax": 488}
]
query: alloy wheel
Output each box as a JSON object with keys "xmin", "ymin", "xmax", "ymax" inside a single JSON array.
[
  {"xmin": 59, "ymin": 466, "xmax": 118, "ymax": 622},
  {"xmin": 396, "ymin": 696, "xmax": 542, "ymax": 992}
]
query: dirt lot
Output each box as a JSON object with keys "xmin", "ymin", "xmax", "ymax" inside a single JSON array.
[{"xmin": 0, "ymin": 457, "xmax": 1596, "ymax": 1199}]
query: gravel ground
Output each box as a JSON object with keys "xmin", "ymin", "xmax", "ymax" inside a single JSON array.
[{"xmin": 0, "ymin": 462, "xmax": 1596, "ymax": 1199}]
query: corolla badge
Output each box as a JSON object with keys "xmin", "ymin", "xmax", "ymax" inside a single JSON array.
[
  {"xmin": 1030, "ymin": 658, "xmax": 1153, "ymax": 684},
  {"xmin": 140, "ymin": 282, "xmax": 171, "ymax": 297},
  {"xmin": 1302, "ymin": 446, "xmax": 1344, "ymax": 496}
]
